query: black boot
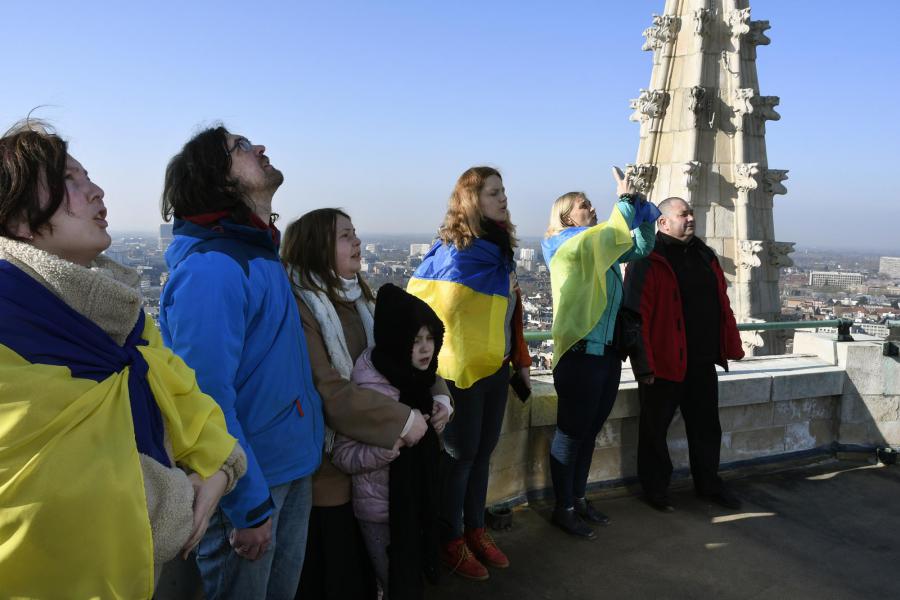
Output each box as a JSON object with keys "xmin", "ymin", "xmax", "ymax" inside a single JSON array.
[
  {"xmin": 574, "ymin": 497, "xmax": 610, "ymax": 526},
  {"xmin": 551, "ymin": 507, "xmax": 596, "ymax": 539}
]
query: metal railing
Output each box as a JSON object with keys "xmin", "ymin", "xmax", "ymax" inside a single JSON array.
[{"xmin": 523, "ymin": 317, "xmax": 860, "ymax": 343}]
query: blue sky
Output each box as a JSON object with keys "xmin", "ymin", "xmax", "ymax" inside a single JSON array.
[{"xmin": 2, "ymin": 0, "xmax": 898, "ymax": 251}]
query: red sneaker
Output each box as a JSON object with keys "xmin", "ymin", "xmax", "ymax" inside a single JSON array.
[
  {"xmin": 441, "ymin": 538, "xmax": 489, "ymax": 580},
  {"xmin": 465, "ymin": 527, "xmax": 510, "ymax": 569}
]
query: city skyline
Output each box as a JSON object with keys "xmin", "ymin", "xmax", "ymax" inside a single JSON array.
[{"xmin": 2, "ymin": 1, "xmax": 898, "ymax": 250}]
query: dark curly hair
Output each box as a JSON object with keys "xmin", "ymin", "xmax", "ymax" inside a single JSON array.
[
  {"xmin": 0, "ymin": 120, "xmax": 69, "ymax": 240},
  {"xmin": 161, "ymin": 125, "xmax": 256, "ymax": 224}
]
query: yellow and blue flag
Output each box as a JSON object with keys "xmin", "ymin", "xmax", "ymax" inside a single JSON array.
[
  {"xmin": 541, "ymin": 206, "xmax": 634, "ymax": 360},
  {"xmin": 0, "ymin": 261, "xmax": 236, "ymax": 599},
  {"xmin": 407, "ymin": 240, "xmax": 511, "ymax": 389}
]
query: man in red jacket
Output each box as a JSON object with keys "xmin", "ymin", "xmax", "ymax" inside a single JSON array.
[{"xmin": 622, "ymin": 197, "xmax": 744, "ymax": 512}]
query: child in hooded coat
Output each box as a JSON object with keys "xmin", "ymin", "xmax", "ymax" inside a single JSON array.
[{"xmin": 331, "ymin": 283, "xmax": 450, "ymax": 600}]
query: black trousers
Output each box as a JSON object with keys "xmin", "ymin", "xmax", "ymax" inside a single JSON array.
[
  {"xmin": 637, "ymin": 362, "xmax": 724, "ymax": 497},
  {"xmin": 440, "ymin": 366, "xmax": 509, "ymax": 541},
  {"xmin": 297, "ymin": 503, "xmax": 376, "ymax": 600}
]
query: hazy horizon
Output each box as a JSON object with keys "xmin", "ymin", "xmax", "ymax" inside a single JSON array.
[
  {"xmin": 110, "ymin": 228, "xmax": 899, "ymax": 257},
  {"xmin": 4, "ymin": 0, "xmax": 898, "ymax": 251}
]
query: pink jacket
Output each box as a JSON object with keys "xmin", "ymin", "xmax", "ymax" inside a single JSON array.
[{"xmin": 331, "ymin": 349, "xmax": 401, "ymax": 524}]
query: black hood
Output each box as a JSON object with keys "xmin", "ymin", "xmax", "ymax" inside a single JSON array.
[{"xmin": 371, "ymin": 283, "xmax": 445, "ymax": 399}]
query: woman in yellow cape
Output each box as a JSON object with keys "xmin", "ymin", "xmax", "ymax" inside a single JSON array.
[
  {"xmin": 408, "ymin": 166, "xmax": 532, "ymax": 580},
  {"xmin": 539, "ymin": 168, "xmax": 658, "ymax": 539},
  {"xmin": 0, "ymin": 121, "xmax": 246, "ymax": 599}
]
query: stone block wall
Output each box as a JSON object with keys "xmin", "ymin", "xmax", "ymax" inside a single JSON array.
[{"xmin": 792, "ymin": 332, "xmax": 900, "ymax": 448}]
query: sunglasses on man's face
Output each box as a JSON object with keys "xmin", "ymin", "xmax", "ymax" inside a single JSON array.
[{"xmin": 226, "ymin": 137, "xmax": 253, "ymax": 155}]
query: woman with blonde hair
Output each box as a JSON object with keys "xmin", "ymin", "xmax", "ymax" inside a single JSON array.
[
  {"xmin": 408, "ymin": 166, "xmax": 531, "ymax": 580},
  {"xmin": 0, "ymin": 121, "xmax": 245, "ymax": 598},
  {"xmin": 539, "ymin": 169, "xmax": 657, "ymax": 538}
]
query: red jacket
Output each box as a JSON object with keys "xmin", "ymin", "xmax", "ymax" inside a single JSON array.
[{"xmin": 621, "ymin": 237, "xmax": 743, "ymax": 382}]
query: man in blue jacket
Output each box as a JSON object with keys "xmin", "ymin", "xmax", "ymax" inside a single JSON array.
[{"xmin": 159, "ymin": 126, "xmax": 324, "ymax": 598}]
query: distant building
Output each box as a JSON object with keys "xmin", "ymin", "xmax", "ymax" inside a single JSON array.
[
  {"xmin": 159, "ymin": 223, "xmax": 174, "ymax": 252},
  {"xmin": 365, "ymin": 243, "xmax": 379, "ymax": 254},
  {"xmin": 409, "ymin": 243, "xmax": 431, "ymax": 257},
  {"xmin": 858, "ymin": 323, "xmax": 890, "ymax": 338},
  {"xmin": 809, "ymin": 271, "xmax": 863, "ymax": 287},
  {"xmin": 519, "ymin": 248, "xmax": 536, "ymax": 261},
  {"xmin": 104, "ymin": 242, "xmax": 127, "ymax": 264},
  {"xmin": 879, "ymin": 257, "xmax": 900, "ymax": 279}
]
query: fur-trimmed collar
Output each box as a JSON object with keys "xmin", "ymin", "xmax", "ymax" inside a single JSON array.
[{"xmin": 0, "ymin": 237, "xmax": 143, "ymax": 346}]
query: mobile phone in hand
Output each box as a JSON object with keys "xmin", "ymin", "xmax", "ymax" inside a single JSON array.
[{"xmin": 510, "ymin": 369, "xmax": 531, "ymax": 403}]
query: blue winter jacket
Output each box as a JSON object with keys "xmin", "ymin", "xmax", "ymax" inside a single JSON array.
[{"xmin": 160, "ymin": 218, "xmax": 324, "ymax": 528}]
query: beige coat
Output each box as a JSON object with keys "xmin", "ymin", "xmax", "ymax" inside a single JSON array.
[{"xmin": 298, "ymin": 298, "xmax": 450, "ymax": 507}]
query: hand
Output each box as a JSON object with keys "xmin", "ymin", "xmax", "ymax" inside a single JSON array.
[
  {"xmin": 638, "ymin": 374, "xmax": 655, "ymax": 385},
  {"xmin": 181, "ymin": 470, "xmax": 228, "ymax": 559},
  {"xmin": 229, "ymin": 517, "xmax": 273, "ymax": 561},
  {"xmin": 431, "ymin": 402, "xmax": 450, "ymax": 433},
  {"xmin": 518, "ymin": 366, "xmax": 531, "ymax": 390},
  {"xmin": 401, "ymin": 409, "xmax": 429, "ymax": 447},
  {"xmin": 613, "ymin": 166, "xmax": 635, "ymax": 198},
  {"xmin": 391, "ymin": 437, "xmax": 407, "ymax": 452}
]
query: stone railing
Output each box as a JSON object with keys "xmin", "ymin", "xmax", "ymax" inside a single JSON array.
[{"xmin": 485, "ymin": 328, "xmax": 900, "ymax": 507}]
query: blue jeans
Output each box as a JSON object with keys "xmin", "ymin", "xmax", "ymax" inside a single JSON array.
[
  {"xmin": 440, "ymin": 366, "xmax": 509, "ymax": 541},
  {"xmin": 197, "ymin": 476, "xmax": 313, "ymax": 600},
  {"xmin": 550, "ymin": 350, "xmax": 622, "ymax": 508}
]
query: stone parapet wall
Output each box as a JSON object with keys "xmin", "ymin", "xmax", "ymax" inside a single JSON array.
[
  {"xmin": 486, "ymin": 353, "xmax": 846, "ymax": 506},
  {"xmin": 794, "ymin": 331, "xmax": 900, "ymax": 448}
]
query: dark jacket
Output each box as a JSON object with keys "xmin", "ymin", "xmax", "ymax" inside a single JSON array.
[{"xmin": 622, "ymin": 233, "xmax": 744, "ymax": 382}]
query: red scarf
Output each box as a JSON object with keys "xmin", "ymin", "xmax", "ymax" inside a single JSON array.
[{"xmin": 182, "ymin": 211, "xmax": 280, "ymax": 245}]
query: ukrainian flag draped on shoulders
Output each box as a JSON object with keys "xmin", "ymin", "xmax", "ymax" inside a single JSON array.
[
  {"xmin": 407, "ymin": 239, "xmax": 512, "ymax": 389},
  {"xmin": 0, "ymin": 260, "xmax": 236, "ymax": 599},
  {"xmin": 541, "ymin": 206, "xmax": 634, "ymax": 360}
]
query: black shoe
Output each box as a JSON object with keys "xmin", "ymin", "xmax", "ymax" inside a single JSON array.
[
  {"xmin": 574, "ymin": 497, "xmax": 610, "ymax": 526},
  {"xmin": 552, "ymin": 507, "xmax": 596, "ymax": 539},
  {"xmin": 645, "ymin": 493, "xmax": 675, "ymax": 513},
  {"xmin": 701, "ymin": 488, "xmax": 742, "ymax": 510}
]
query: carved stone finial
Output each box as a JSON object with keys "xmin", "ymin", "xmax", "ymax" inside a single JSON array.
[
  {"xmin": 737, "ymin": 240, "xmax": 764, "ymax": 270},
  {"xmin": 731, "ymin": 88, "xmax": 756, "ymax": 130},
  {"xmin": 748, "ymin": 20, "xmax": 772, "ymax": 46},
  {"xmin": 768, "ymin": 241, "xmax": 795, "ymax": 268},
  {"xmin": 628, "ymin": 89, "xmax": 670, "ymax": 123},
  {"xmin": 688, "ymin": 86, "xmax": 713, "ymax": 127},
  {"xmin": 692, "ymin": 8, "xmax": 711, "ymax": 37},
  {"xmin": 763, "ymin": 169, "xmax": 789, "ymax": 196},
  {"xmin": 642, "ymin": 14, "xmax": 680, "ymax": 52},
  {"xmin": 683, "ymin": 161, "xmax": 702, "ymax": 191},
  {"xmin": 750, "ymin": 95, "xmax": 780, "ymax": 133},
  {"xmin": 688, "ymin": 86, "xmax": 708, "ymax": 113},
  {"xmin": 734, "ymin": 163, "xmax": 760, "ymax": 192},
  {"xmin": 625, "ymin": 163, "xmax": 657, "ymax": 193},
  {"xmin": 727, "ymin": 8, "xmax": 752, "ymax": 39},
  {"xmin": 740, "ymin": 319, "xmax": 766, "ymax": 353}
]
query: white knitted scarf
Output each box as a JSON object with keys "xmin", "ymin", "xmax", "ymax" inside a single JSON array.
[{"xmin": 289, "ymin": 268, "xmax": 375, "ymax": 452}]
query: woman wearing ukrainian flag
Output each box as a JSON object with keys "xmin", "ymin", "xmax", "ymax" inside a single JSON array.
[
  {"xmin": 540, "ymin": 168, "xmax": 658, "ymax": 539},
  {"xmin": 408, "ymin": 166, "xmax": 531, "ymax": 581},
  {"xmin": 0, "ymin": 121, "xmax": 246, "ymax": 599}
]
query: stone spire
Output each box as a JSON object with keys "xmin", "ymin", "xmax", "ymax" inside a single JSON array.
[{"xmin": 628, "ymin": 0, "xmax": 794, "ymax": 354}]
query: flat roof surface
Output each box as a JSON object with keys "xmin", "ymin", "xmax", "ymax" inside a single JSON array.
[{"xmin": 427, "ymin": 459, "xmax": 900, "ymax": 600}]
